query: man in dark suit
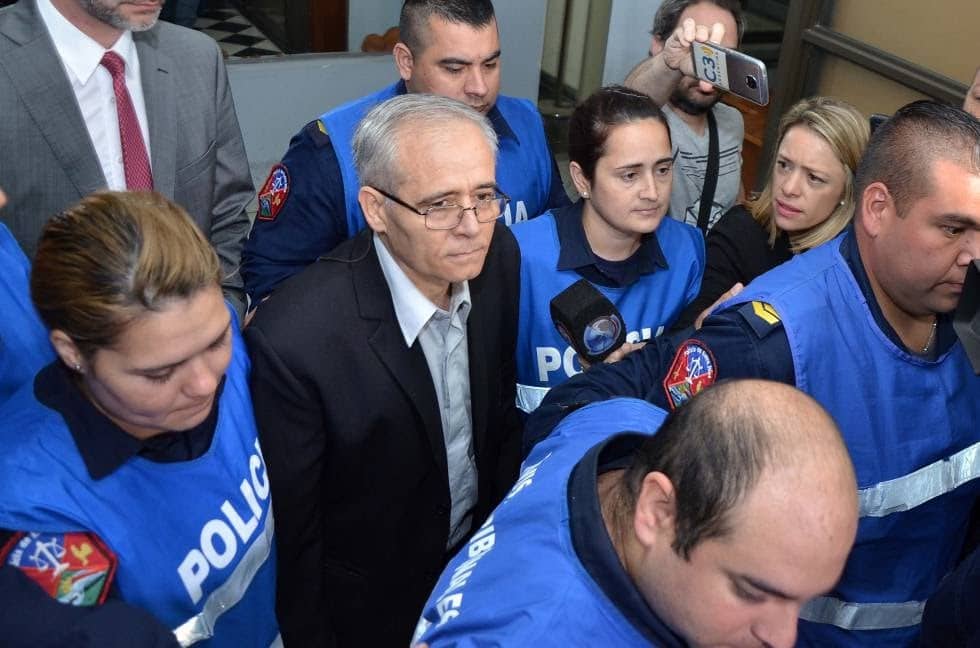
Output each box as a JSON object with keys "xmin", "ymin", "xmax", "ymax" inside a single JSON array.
[
  {"xmin": 0, "ymin": 0, "xmax": 253, "ymax": 313},
  {"xmin": 245, "ymin": 94, "xmax": 523, "ymax": 647}
]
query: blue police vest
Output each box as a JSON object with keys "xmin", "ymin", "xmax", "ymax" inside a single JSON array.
[
  {"xmin": 731, "ymin": 235, "xmax": 980, "ymax": 647},
  {"xmin": 0, "ymin": 224, "xmax": 53, "ymax": 406},
  {"xmin": 0, "ymin": 323, "xmax": 280, "ymax": 648},
  {"xmin": 320, "ymin": 82, "xmax": 555, "ymax": 235},
  {"xmin": 413, "ymin": 398, "xmax": 672, "ymax": 646},
  {"xmin": 512, "ymin": 212, "xmax": 703, "ymax": 412}
]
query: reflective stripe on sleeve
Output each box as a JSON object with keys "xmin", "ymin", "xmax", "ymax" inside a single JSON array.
[
  {"xmin": 859, "ymin": 441, "xmax": 980, "ymax": 518},
  {"xmin": 800, "ymin": 596, "xmax": 923, "ymax": 630},
  {"xmin": 172, "ymin": 506, "xmax": 276, "ymax": 646},
  {"xmin": 516, "ymin": 383, "xmax": 550, "ymax": 414}
]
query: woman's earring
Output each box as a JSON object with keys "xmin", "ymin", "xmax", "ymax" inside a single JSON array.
[{"xmin": 581, "ymin": 191, "xmax": 590, "ymax": 199}]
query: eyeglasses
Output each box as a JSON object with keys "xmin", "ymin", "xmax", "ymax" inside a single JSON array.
[{"xmin": 371, "ymin": 186, "xmax": 510, "ymax": 230}]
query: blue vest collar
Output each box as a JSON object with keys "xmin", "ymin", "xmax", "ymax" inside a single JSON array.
[
  {"xmin": 555, "ymin": 200, "xmax": 667, "ymax": 286},
  {"xmin": 568, "ymin": 432, "xmax": 686, "ymax": 648},
  {"xmin": 34, "ymin": 362, "xmax": 221, "ymax": 480}
]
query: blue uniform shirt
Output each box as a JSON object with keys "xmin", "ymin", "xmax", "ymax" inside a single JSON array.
[
  {"xmin": 242, "ymin": 81, "xmax": 570, "ymax": 302},
  {"xmin": 414, "ymin": 398, "xmax": 684, "ymax": 647}
]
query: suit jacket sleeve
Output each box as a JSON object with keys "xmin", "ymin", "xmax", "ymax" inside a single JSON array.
[
  {"xmin": 244, "ymin": 323, "xmax": 334, "ymax": 647},
  {"xmin": 208, "ymin": 44, "xmax": 253, "ymax": 318}
]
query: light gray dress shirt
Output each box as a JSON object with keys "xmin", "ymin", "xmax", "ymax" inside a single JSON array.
[{"xmin": 374, "ymin": 234, "xmax": 478, "ymax": 548}]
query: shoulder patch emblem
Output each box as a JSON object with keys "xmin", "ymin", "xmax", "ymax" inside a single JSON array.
[
  {"xmin": 257, "ymin": 164, "xmax": 290, "ymax": 221},
  {"xmin": 663, "ymin": 339, "xmax": 717, "ymax": 410},
  {"xmin": 1, "ymin": 531, "xmax": 117, "ymax": 606},
  {"xmin": 737, "ymin": 301, "xmax": 783, "ymax": 339}
]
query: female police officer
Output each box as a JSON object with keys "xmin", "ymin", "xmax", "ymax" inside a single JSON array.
[
  {"xmin": 0, "ymin": 192, "xmax": 279, "ymax": 647},
  {"xmin": 512, "ymin": 86, "xmax": 704, "ymax": 412}
]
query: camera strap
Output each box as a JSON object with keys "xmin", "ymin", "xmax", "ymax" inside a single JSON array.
[{"xmin": 696, "ymin": 109, "xmax": 719, "ymax": 235}]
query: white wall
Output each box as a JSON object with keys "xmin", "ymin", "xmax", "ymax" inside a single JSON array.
[
  {"xmin": 348, "ymin": 1, "xmax": 400, "ymax": 53},
  {"xmin": 602, "ymin": 0, "xmax": 662, "ymax": 85}
]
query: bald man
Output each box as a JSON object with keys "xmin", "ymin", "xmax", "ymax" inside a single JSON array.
[{"xmin": 413, "ymin": 380, "xmax": 858, "ymax": 647}]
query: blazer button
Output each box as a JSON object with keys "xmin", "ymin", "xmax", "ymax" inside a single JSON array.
[{"xmin": 435, "ymin": 504, "xmax": 449, "ymax": 516}]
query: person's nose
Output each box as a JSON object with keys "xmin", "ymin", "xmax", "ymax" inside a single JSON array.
[
  {"xmin": 639, "ymin": 172, "xmax": 660, "ymax": 202},
  {"xmin": 958, "ymin": 230, "xmax": 980, "ymax": 266},
  {"xmin": 182, "ymin": 355, "xmax": 220, "ymax": 398},
  {"xmin": 780, "ymin": 170, "xmax": 802, "ymax": 197},
  {"xmin": 753, "ymin": 603, "xmax": 799, "ymax": 648},
  {"xmin": 465, "ymin": 67, "xmax": 488, "ymax": 98}
]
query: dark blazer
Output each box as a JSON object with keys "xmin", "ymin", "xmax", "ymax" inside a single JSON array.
[
  {"xmin": 0, "ymin": 0, "xmax": 253, "ymax": 312},
  {"xmin": 245, "ymin": 224, "xmax": 523, "ymax": 647}
]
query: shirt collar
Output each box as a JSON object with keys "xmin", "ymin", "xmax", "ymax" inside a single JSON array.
[
  {"xmin": 37, "ymin": 0, "xmax": 137, "ymax": 85},
  {"xmin": 567, "ymin": 432, "xmax": 687, "ymax": 647},
  {"xmin": 373, "ymin": 234, "xmax": 471, "ymax": 347},
  {"xmin": 391, "ymin": 79, "xmax": 518, "ymax": 144},
  {"xmin": 555, "ymin": 200, "xmax": 668, "ymax": 275},
  {"xmin": 33, "ymin": 362, "xmax": 221, "ymax": 480},
  {"xmin": 839, "ymin": 227, "xmax": 955, "ymax": 359}
]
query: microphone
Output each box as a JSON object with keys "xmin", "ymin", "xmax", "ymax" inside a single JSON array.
[
  {"xmin": 954, "ymin": 259, "xmax": 980, "ymax": 374},
  {"xmin": 550, "ymin": 279, "xmax": 627, "ymax": 364}
]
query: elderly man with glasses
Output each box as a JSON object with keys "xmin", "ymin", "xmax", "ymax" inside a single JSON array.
[{"xmin": 244, "ymin": 93, "xmax": 523, "ymax": 648}]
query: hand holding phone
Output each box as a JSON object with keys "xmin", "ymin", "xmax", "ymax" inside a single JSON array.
[{"xmin": 690, "ymin": 42, "xmax": 770, "ymax": 106}]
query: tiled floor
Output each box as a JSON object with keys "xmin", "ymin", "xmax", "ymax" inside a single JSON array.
[{"xmin": 194, "ymin": 7, "xmax": 282, "ymax": 58}]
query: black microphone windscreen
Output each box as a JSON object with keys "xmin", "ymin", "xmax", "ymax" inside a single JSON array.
[{"xmin": 549, "ymin": 279, "xmax": 627, "ymax": 364}]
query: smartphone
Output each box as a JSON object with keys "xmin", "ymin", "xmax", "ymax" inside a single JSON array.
[{"xmin": 690, "ymin": 42, "xmax": 769, "ymax": 106}]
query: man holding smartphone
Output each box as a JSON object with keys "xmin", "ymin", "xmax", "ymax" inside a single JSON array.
[{"xmin": 626, "ymin": 0, "xmax": 744, "ymax": 232}]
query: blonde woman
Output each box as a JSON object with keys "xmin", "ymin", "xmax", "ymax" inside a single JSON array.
[{"xmin": 673, "ymin": 96, "xmax": 869, "ymax": 329}]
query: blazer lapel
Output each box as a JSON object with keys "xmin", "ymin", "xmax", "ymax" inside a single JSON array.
[
  {"xmin": 135, "ymin": 31, "xmax": 176, "ymax": 197},
  {"xmin": 0, "ymin": 0, "xmax": 105, "ymax": 196},
  {"xmin": 465, "ymin": 274, "xmax": 490, "ymax": 465},
  {"xmin": 353, "ymin": 234, "xmax": 449, "ymax": 482}
]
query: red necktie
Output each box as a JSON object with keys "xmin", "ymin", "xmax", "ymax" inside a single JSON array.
[{"xmin": 100, "ymin": 51, "xmax": 153, "ymax": 191}]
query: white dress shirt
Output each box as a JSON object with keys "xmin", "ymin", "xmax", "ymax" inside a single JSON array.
[
  {"xmin": 36, "ymin": 0, "xmax": 152, "ymax": 190},
  {"xmin": 374, "ymin": 234, "xmax": 478, "ymax": 549}
]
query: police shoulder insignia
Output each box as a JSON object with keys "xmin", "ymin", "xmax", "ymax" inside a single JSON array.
[
  {"xmin": 737, "ymin": 301, "xmax": 783, "ymax": 339},
  {"xmin": 1, "ymin": 531, "xmax": 117, "ymax": 606},
  {"xmin": 306, "ymin": 119, "xmax": 331, "ymax": 147},
  {"xmin": 257, "ymin": 163, "xmax": 290, "ymax": 221},
  {"xmin": 663, "ymin": 339, "xmax": 717, "ymax": 410}
]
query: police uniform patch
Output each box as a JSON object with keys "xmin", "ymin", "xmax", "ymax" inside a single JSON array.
[
  {"xmin": 1, "ymin": 531, "xmax": 116, "ymax": 605},
  {"xmin": 737, "ymin": 301, "xmax": 783, "ymax": 339},
  {"xmin": 257, "ymin": 164, "xmax": 290, "ymax": 221},
  {"xmin": 663, "ymin": 339, "xmax": 717, "ymax": 410}
]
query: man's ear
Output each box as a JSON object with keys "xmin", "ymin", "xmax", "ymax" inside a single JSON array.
[
  {"xmin": 649, "ymin": 36, "xmax": 665, "ymax": 57},
  {"xmin": 50, "ymin": 330, "xmax": 84, "ymax": 372},
  {"xmin": 633, "ymin": 471, "xmax": 677, "ymax": 549},
  {"xmin": 569, "ymin": 161, "xmax": 592, "ymax": 200},
  {"xmin": 359, "ymin": 186, "xmax": 389, "ymax": 234},
  {"xmin": 393, "ymin": 42, "xmax": 414, "ymax": 83},
  {"xmin": 858, "ymin": 181, "xmax": 892, "ymax": 238}
]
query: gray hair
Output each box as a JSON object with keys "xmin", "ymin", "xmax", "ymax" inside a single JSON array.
[{"xmin": 353, "ymin": 93, "xmax": 499, "ymax": 192}]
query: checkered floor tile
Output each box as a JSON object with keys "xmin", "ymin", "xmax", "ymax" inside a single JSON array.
[{"xmin": 194, "ymin": 8, "xmax": 282, "ymax": 58}]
